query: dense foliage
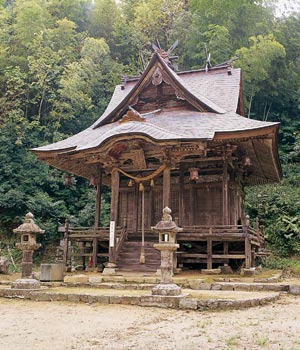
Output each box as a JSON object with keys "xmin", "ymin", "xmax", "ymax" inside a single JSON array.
[{"xmin": 0, "ymin": 0, "xmax": 299, "ymax": 256}]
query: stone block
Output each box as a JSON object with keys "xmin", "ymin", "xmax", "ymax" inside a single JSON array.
[
  {"xmin": 289, "ymin": 284, "xmax": 300, "ymax": 295},
  {"xmin": 220, "ymin": 264, "xmax": 233, "ymax": 274},
  {"xmin": 189, "ymin": 279, "xmax": 205, "ymax": 290},
  {"xmin": 64, "ymin": 274, "xmax": 89, "ymax": 284},
  {"xmin": 201, "ymin": 268, "xmax": 221, "ymax": 275},
  {"xmin": 144, "ymin": 277, "xmax": 158, "ymax": 284},
  {"xmin": 89, "ymin": 276, "xmax": 103, "ymax": 284},
  {"xmin": 0, "ymin": 256, "xmax": 9, "ymax": 274},
  {"xmin": 197, "ymin": 283, "xmax": 211, "ymax": 290},
  {"xmin": 67, "ymin": 293, "xmax": 80, "ymax": 302},
  {"xmin": 33, "ymin": 292, "xmax": 53, "ymax": 302},
  {"xmin": 109, "ymin": 296, "xmax": 122, "ymax": 304},
  {"xmin": 152, "ymin": 283, "xmax": 182, "ymax": 296},
  {"xmin": 140, "ymin": 295, "xmax": 180, "ymax": 308},
  {"xmin": 79, "ymin": 294, "xmax": 90, "ymax": 303},
  {"xmin": 241, "ymin": 268, "xmax": 256, "ymax": 276},
  {"xmin": 11, "ymin": 278, "xmax": 40, "ymax": 290},
  {"xmin": 50, "ymin": 293, "xmax": 68, "ymax": 302},
  {"xmin": 40, "ymin": 264, "xmax": 64, "ymax": 282},
  {"xmin": 124, "ymin": 276, "xmax": 145, "ymax": 283},
  {"xmin": 179, "ymin": 298, "xmax": 198, "ymax": 310},
  {"xmin": 219, "ymin": 284, "xmax": 234, "ymax": 291},
  {"xmin": 211, "ymin": 283, "xmax": 222, "ymax": 290},
  {"xmin": 102, "ymin": 267, "xmax": 117, "ymax": 275},
  {"xmin": 94, "ymin": 295, "xmax": 110, "ymax": 304},
  {"xmin": 174, "ymin": 278, "xmax": 189, "ymax": 287}
]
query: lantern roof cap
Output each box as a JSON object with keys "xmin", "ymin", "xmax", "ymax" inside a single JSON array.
[
  {"xmin": 13, "ymin": 212, "xmax": 45, "ymax": 235},
  {"xmin": 152, "ymin": 207, "xmax": 183, "ymax": 233}
]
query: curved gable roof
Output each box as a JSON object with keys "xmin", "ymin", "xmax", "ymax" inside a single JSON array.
[{"xmin": 92, "ymin": 53, "xmax": 226, "ymax": 128}]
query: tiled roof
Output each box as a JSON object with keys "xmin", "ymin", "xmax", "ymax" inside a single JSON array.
[
  {"xmin": 33, "ymin": 110, "xmax": 279, "ymax": 153},
  {"xmin": 178, "ymin": 69, "xmax": 241, "ymax": 114},
  {"xmin": 92, "ymin": 53, "xmax": 228, "ymax": 128},
  {"xmin": 91, "ymin": 58, "xmax": 241, "ymax": 130}
]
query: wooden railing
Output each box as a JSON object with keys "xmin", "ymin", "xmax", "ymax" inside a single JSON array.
[
  {"xmin": 177, "ymin": 225, "xmax": 263, "ymax": 241},
  {"xmin": 66, "ymin": 227, "xmax": 110, "ymax": 240},
  {"xmin": 115, "ymin": 226, "xmax": 128, "ymax": 262}
]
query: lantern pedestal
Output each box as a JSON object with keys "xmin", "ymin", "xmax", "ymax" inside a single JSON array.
[
  {"xmin": 151, "ymin": 207, "xmax": 182, "ymax": 297},
  {"xmin": 11, "ymin": 213, "xmax": 44, "ymax": 290},
  {"xmin": 11, "ymin": 278, "xmax": 41, "ymax": 290},
  {"xmin": 152, "ymin": 243, "xmax": 182, "ymax": 296}
]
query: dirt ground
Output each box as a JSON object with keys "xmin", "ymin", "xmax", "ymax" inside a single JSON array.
[{"xmin": 0, "ymin": 296, "xmax": 300, "ymax": 350}]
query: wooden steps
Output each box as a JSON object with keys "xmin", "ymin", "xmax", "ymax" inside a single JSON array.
[{"xmin": 117, "ymin": 241, "xmax": 160, "ymax": 272}]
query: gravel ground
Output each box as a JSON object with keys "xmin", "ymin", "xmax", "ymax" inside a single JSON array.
[{"xmin": 0, "ymin": 295, "xmax": 300, "ymax": 350}]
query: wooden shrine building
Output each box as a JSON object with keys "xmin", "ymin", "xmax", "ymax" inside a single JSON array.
[{"xmin": 32, "ymin": 50, "xmax": 281, "ymax": 272}]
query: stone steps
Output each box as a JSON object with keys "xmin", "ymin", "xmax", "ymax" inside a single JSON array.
[{"xmin": 117, "ymin": 241, "xmax": 160, "ymax": 271}]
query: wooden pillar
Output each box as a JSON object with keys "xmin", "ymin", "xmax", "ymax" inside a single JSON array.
[
  {"xmin": 245, "ymin": 237, "xmax": 252, "ymax": 268},
  {"xmin": 149, "ymin": 186, "xmax": 153, "ymax": 226},
  {"xmin": 222, "ymin": 157, "xmax": 229, "ymax": 225},
  {"xmin": 223, "ymin": 241, "xmax": 229, "ymax": 264},
  {"xmin": 63, "ymin": 220, "xmax": 69, "ymax": 269},
  {"xmin": 93, "ymin": 170, "xmax": 102, "ymax": 269},
  {"xmin": 163, "ymin": 167, "xmax": 171, "ymax": 208},
  {"xmin": 94, "ymin": 170, "xmax": 102, "ymax": 228},
  {"xmin": 135, "ymin": 183, "xmax": 139, "ymax": 233},
  {"xmin": 207, "ymin": 227, "xmax": 213, "ymax": 269},
  {"xmin": 207, "ymin": 238, "xmax": 212, "ymax": 269},
  {"xmin": 109, "ymin": 169, "xmax": 120, "ymax": 263},
  {"xmin": 179, "ymin": 164, "xmax": 185, "ymax": 227}
]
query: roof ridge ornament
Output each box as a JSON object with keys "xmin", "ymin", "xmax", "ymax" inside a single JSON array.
[
  {"xmin": 119, "ymin": 106, "xmax": 146, "ymax": 124},
  {"xmin": 152, "ymin": 67, "xmax": 163, "ymax": 86},
  {"xmin": 152, "ymin": 39, "xmax": 179, "ymax": 71}
]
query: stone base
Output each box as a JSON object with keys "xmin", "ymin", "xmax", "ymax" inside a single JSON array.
[
  {"xmin": 64, "ymin": 274, "xmax": 89, "ymax": 284},
  {"xmin": 0, "ymin": 256, "xmax": 9, "ymax": 274},
  {"xmin": 40, "ymin": 263, "xmax": 64, "ymax": 282},
  {"xmin": 220, "ymin": 264, "xmax": 233, "ymax": 274},
  {"xmin": 11, "ymin": 278, "xmax": 40, "ymax": 290},
  {"xmin": 102, "ymin": 263, "xmax": 117, "ymax": 275},
  {"xmin": 152, "ymin": 283, "xmax": 182, "ymax": 296},
  {"xmin": 201, "ymin": 268, "xmax": 221, "ymax": 275},
  {"xmin": 102, "ymin": 267, "xmax": 117, "ymax": 275},
  {"xmin": 241, "ymin": 268, "xmax": 256, "ymax": 277}
]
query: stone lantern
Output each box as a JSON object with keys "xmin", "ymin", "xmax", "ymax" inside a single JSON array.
[
  {"xmin": 151, "ymin": 207, "xmax": 183, "ymax": 296},
  {"xmin": 12, "ymin": 212, "xmax": 44, "ymax": 289}
]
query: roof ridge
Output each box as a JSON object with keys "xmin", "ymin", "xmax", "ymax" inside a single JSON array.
[{"xmin": 92, "ymin": 53, "xmax": 225, "ymax": 129}]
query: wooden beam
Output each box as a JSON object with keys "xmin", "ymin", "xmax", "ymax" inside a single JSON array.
[
  {"xmin": 92, "ymin": 238, "xmax": 98, "ymax": 270},
  {"xmin": 135, "ymin": 183, "xmax": 139, "ymax": 233},
  {"xmin": 207, "ymin": 238, "xmax": 212, "ymax": 269},
  {"xmin": 109, "ymin": 169, "xmax": 120, "ymax": 263},
  {"xmin": 223, "ymin": 157, "xmax": 229, "ymax": 225},
  {"xmin": 94, "ymin": 170, "xmax": 103, "ymax": 228},
  {"xmin": 163, "ymin": 167, "xmax": 171, "ymax": 208},
  {"xmin": 245, "ymin": 237, "xmax": 252, "ymax": 268},
  {"xmin": 223, "ymin": 241, "xmax": 229, "ymax": 264},
  {"xmin": 179, "ymin": 164, "xmax": 185, "ymax": 227}
]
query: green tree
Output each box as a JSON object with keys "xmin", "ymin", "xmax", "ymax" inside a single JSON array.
[{"xmin": 235, "ymin": 34, "xmax": 286, "ymax": 112}]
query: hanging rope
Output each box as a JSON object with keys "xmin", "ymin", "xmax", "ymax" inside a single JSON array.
[{"xmin": 113, "ymin": 165, "xmax": 166, "ymax": 183}]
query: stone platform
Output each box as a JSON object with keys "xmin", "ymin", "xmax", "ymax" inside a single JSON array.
[
  {"xmin": 1, "ymin": 270, "xmax": 299, "ymax": 310},
  {"xmin": 0, "ymin": 285, "xmax": 281, "ymax": 310}
]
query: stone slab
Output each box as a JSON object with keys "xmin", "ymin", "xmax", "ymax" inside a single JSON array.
[
  {"xmin": 152, "ymin": 283, "xmax": 182, "ymax": 296},
  {"xmin": 11, "ymin": 278, "xmax": 40, "ymax": 290},
  {"xmin": 64, "ymin": 274, "xmax": 89, "ymax": 284},
  {"xmin": 189, "ymin": 279, "xmax": 206, "ymax": 290},
  {"xmin": 179, "ymin": 298, "xmax": 198, "ymax": 310},
  {"xmin": 241, "ymin": 268, "xmax": 256, "ymax": 276},
  {"xmin": 102, "ymin": 267, "xmax": 117, "ymax": 275},
  {"xmin": 201, "ymin": 268, "xmax": 221, "ymax": 275},
  {"xmin": 40, "ymin": 264, "xmax": 64, "ymax": 282},
  {"xmin": 289, "ymin": 285, "xmax": 300, "ymax": 295}
]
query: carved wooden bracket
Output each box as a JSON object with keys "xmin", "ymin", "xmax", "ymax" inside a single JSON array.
[{"xmin": 119, "ymin": 109, "xmax": 146, "ymax": 124}]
